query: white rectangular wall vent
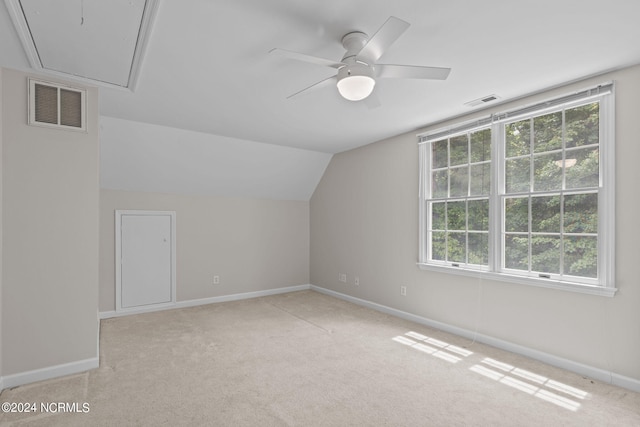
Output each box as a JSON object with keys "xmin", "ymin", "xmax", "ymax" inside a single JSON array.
[
  {"xmin": 28, "ymin": 78, "xmax": 86, "ymax": 132},
  {"xmin": 465, "ymin": 94, "xmax": 500, "ymax": 107}
]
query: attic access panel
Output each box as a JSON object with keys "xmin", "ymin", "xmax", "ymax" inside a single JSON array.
[{"xmin": 5, "ymin": 0, "xmax": 158, "ymax": 90}]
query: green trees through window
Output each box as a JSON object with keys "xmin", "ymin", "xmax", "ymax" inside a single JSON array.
[
  {"xmin": 429, "ymin": 128, "xmax": 490, "ymax": 266},
  {"xmin": 503, "ymin": 103, "xmax": 599, "ymax": 278}
]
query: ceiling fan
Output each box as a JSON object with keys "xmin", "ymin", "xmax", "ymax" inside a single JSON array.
[{"xmin": 270, "ymin": 16, "xmax": 451, "ymax": 102}]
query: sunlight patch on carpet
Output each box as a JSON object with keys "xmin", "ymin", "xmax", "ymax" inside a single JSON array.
[
  {"xmin": 469, "ymin": 357, "xmax": 590, "ymax": 411},
  {"xmin": 392, "ymin": 330, "xmax": 589, "ymax": 412},
  {"xmin": 392, "ymin": 331, "xmax": 474, "ymax": 364}
]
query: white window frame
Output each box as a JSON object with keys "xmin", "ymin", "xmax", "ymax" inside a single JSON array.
[{"xmin": 418, "ymin": 83, "xmax": 616, "ymax": 297}]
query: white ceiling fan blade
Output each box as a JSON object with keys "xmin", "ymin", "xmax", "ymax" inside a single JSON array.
[
  {"xmin": 357, "ymin": 16, "xmax": 410, "ymax": 62},
  {"xmin": 376, "ymin": 64, "xmax": 451, "ymax": 80},
  {"xmin": 270, "ymin": 48, "xmax": 345, "ymax": 69},
  {"xmin": 287, "ymin": 75, "xmax": 337, "ymax": 99}
]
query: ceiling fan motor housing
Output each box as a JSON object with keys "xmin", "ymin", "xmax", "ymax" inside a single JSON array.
[
  {"xmin": 337, "ymin": 59, "xmax": 375, "ymax": 81},
  {"xmin": 336, "ymin": 59, "xmax": 376, "ymax": 101},
  {"xmin": 336, "ymin": 31, "xmax": 377, "ymax": 101}
]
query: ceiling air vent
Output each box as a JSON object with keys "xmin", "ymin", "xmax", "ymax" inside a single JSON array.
[
  {"xmin": 465, "ymin": 94, "xmax": 500, "ymax": 108},
  {"xmin": 28, "ymin": 79, "xmax": 86, "ymax": 132}
]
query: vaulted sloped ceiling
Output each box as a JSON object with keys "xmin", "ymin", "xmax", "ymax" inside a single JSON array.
[
  {"xmin": 100, "ymin": 117, "xmax": 332, "ymax": 201},
  {"xmin": 1, "ymin": 1, "xmax": 640, "ymax": 200}
]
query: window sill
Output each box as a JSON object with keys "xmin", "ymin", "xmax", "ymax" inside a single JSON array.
[{"xmin": 417, "ymin": 263, "xmax": 617, "ymax": 297}]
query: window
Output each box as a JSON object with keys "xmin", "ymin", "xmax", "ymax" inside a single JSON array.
[{"xmin": 418, "ymin": 84, "xmax": 615, "ymax": 296}]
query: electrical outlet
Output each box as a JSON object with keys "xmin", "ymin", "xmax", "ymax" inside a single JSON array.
[
  {"xmin": 400, "ymin": 286, "xmax": 407, "ymax": 296},
  {"xmin": 213, "ymin": 275, "xmax": 220, "ymax": 285},
  {"xmin": 354, "ymin": 276, "xmax": 360, "ymax": 286},
  {"xmin": 339, "ymin": 273, "xmax": 347, "ymax": 283}
]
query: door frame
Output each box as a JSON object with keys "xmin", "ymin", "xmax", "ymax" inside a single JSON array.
[{"xmin": 115, "ymin": 210, "xmax": 177, "ymax": 314}]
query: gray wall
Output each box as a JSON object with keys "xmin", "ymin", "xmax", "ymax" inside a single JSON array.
[
  {"xmin": 0, "ymin": 67, "xmax": 4, "ymax": 382},
  {"xmin": 310, "ymin": 64, "xmax": 640, "ymax": 382},
  {"xmin": 100, "ymin": 189, "xmax": 310, "ymax": 312},
  {"xmin": 1, "ymin": 68, "xmax": 100, "ymax": 375}
]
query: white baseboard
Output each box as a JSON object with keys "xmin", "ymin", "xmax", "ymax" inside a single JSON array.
[
  {"xmin": 100, "ymin": 301, "xmax": 178, "ymax": 319},
  {"xmin": 1, "ymin": 357, "xmax": 99, "ymax": 391},
  {"xmin": 100, "ymin": 284, "xmax": 312, "ymax": 319},
  {"xmin": 310, "ymin": 285, "xmax": 640, "ymax": 394},
  {"xmin": 174, "ymin": 284, "xmax": 312, "ymax": 309}
]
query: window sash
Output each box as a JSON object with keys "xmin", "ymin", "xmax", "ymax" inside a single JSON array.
[
  {"xmin": 422, "ymin": 127, "xmax": 492, "ymax": 270},
  {"xmin": 498, "ymin": 101, "xmax": 601, "ymax": 285}
]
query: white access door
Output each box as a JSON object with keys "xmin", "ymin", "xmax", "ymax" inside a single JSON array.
[{"xmin": 116, "ymin": 211, "xmax": 176, "ymax": 311}]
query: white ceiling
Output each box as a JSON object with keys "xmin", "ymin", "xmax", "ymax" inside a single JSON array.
[
  {"xmin": 1, "ymin": 0, "xmax": 640, "ymax": 198},
  {"xmin": 107, "ymin": 0, "xmax": 640, "ymax": 154},
  {"xmin": 2, "ymin": 0, "xmax": 640, "ymax": 153}
]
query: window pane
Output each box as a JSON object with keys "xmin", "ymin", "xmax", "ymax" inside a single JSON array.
[
  {"xmin": 531, "ymin": 236, "xmax": 560, "ymax": 273},
  {"xmin": 431, "ymin": 232, "xmax": 446, "ymax": 261},
  {"xmin": 432, "ymin": 140, "xmax": 448, "ymax": 168},
  {"xmin": 468, "ymin": 199, "xmax": 489, "ymax": 231},
  {"xmin": 470, "ymin": 129, "xmax": 491, "ymax": 162},
  {"xmin": 432, "ymin": 170, "xmax": 448, "ymax": 198},
  {"xmin": 531, "ymin": 196, "xmax": 560, "ymax": 233},
  {"xmin": 533, "ymin": 152, "xmax": 563, "ymax": 191},
  {"xmin": 431, "ymin": 202, "xmax": 446, "ymax": 230},
  {"xmin": 534, "ymin": 111, "xmax": 563, "ymax": 153},
  {"xmin": 447, "ymin": 201, "xmax": 466, "ymax": 230},
  {"xmin": 564, "ymin": 193, "xmax": 598, "ymax": 233},
  {"xmin": 450, "ymin": 166, "xmax": 469, "ymax": 197},
  {"xmin": 447, "ymin": 232, "xmax": 466, "ymax": 263},
  {"xmin": 505, "ymin": 158, "xmax": 530, "ymax": 193},
  {"xmin": 506, "ymin": 120, "xmax": 530, "ymax": 157},
  {"xmin": 468, "ymin": 233, "xmax": 488, "ymax": 265},
  {"xmin": 505, "ymin": 234, "xmax": 528, "ymax": 271},
  {"xmin": 470, "ymin": 163, "xmax": 491, "ymax": 196},
  {"xmin": 564, "ymin": 236, "xmax": 597, "ymax": 278},
  {"xmin": 566, "ymin": 103, "xmax": 599, "ymax": 148},
  {"xmin": 565, "ymin": 147, "xmax": 599, "ymax": 189},
  {"xmin": 505, "ymin": 197, "xmax": 528, "ymax": 232},
  {"xmin": 450, "ymin": 135, "xmax": 468, "ymax": 166}
]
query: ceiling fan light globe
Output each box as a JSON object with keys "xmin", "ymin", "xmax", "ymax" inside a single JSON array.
[{"xmin": 337, "ymin": 75, "xmax": 376, "ymax": 101}]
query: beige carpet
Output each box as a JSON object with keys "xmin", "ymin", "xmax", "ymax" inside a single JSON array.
[{"xmin": 1, "ymin": 290, "xmax": 639, "ymax": 426}]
